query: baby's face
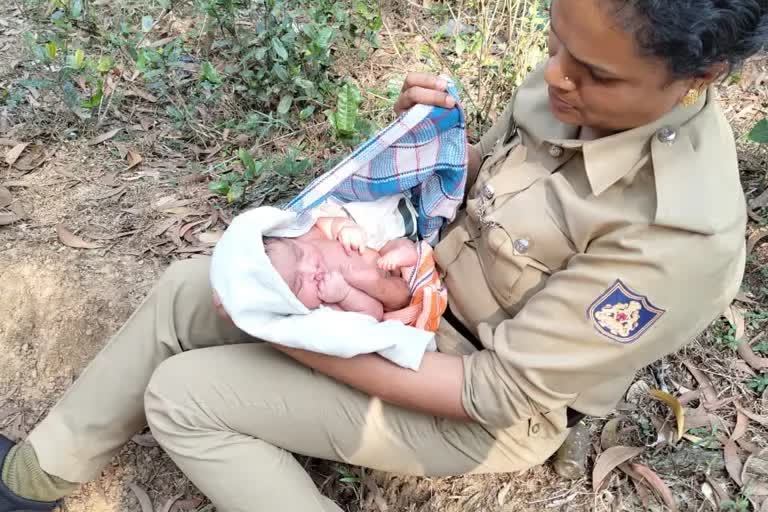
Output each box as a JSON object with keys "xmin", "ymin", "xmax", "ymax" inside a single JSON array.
[{"xmin": 266, "ymin": 238, "xmax": 327, "ymax": 309}]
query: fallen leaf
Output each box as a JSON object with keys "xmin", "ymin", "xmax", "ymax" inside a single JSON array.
[
  {"xmin": 0, "ymin": 212, "xmax": 19, "ymax": 225},
  {"xmin": 747, "ymin": 226, "xmax": 768, "ymax": 255},
  {"xmin": 13, "ymin": 146, "xmax": 49, "ymax": 172},
  {"xmin": 197, "ymin": 230, "xmax": 222, "ymax": 245},
  {"xmin": 86, "ymin": 127, "xmax": 122, "ymax": 146},
  {"xmin": 741, "ymin": 448, "xmax": 768, "ymax": 500},
  {"xmin": 626, "ymin": 379, "xmax": 651, "ymax": 404},
  {"xmin": 732, "ymin": 409, "xmax": 749, "ymax": 441},
  {"xmin": 0, "ymin": 138, "xmax": 21, "ymax": 146},
  {"xmin": 10, "ymin": 202, "xmax": 26, "ymax": 219},
  {"xmin": 649, "ymin": 389, "xmax": 685, "ymax": 441},
  {"xmin": 87, "ymin": 229, "xmax": 140, "ymax": 241},
  {"xmin": 4, "ymin": 142, "xmax": 29, "ymax": 166},
  {"xmin": 152, "ymin": 217, "xmax": 180, "ymax": 238},
  {"xmin": 734, "ymin": 291, "xmax": 758, "ymax": 305},
  {"xmin": 56, "ymin": 225, "xmax": 104, "ymax": 249},
  {"xmin": 722, "ymin": 437, "xmax": 744, "ymax": 486},
  {"xmin": 91, "ymin": 185, "xmax": 127, "ymax": 201},
  {"xmin": 600, "ymin": 418, "xmax": 623, "ymax": 450},
  {"xmin": 125, "ymin": 150, "xmax": 143, "ymax": 171},
  {"xmin": 735, "ymin": 403, "xmax": 768, "ymax": 426},
  {"xmin": 173, "ymin": 245, "xmax": 211, "ymax": 254},
  {"xmin": 629, "ymin": 463, "xmax": 678, "ymax": 511},
  {"xmin": 128, "ymin": 482, "xmax": 154, "ymax": 512},
  {"xmin": 0, "ymin": 187, "xmax": 11, "ymax": 208},
  {"xmin": 179, "ymin": 219, "xmax": 207, "ymax": 239},
  {"xmin": 164, "ymin": 206, "xmax": 199, "ymax": 217},
  {"xmin": 131, "ymin": 432, "xmax": 159, "ymax": 447},
  {"xmin": 159, "ymin": 493, "xmax": 184, "ymax": 512},
  {"xmin": 170, "ymin": 498, "xmax": 204, "ymax": 512},
  {"xmin": 592, "ymin": 445, "xmax": 644, "ymax": 491},
  {"xmin": 724, "ymin": 305, "xmax": 746, "ymax": 342},
  {"xmin": 738, "ymin": 341, "xmax": 768, "ymax": 371},
  {"xmin": 125, "ymin": 88, "xmax": 159, "ymax": 103},
  {"xmin": 678, "ymin": 389, "xmax": 702, "ymax": 405},
  {"xmin": 683, "ymin": 361, "xmax": 719, "ymax": 404},
  {"xmin": 497, "ymin": 482, "xmax": 512, "ymax": 506},
  {"xmin": 704, "ymin": 476, "xmax": 729, "ymax": 509}
]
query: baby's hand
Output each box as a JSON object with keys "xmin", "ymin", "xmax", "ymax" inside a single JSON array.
[
  {"xmin": 377, "ymin": 253, "xmax": 400, "ymax": 272},
  {"xmin": 318, "ymin": 271, "xmax": 351, "ymax": 304},
  {"xmin": 337, "ymin": 225, "xmax": 367, "ymax": 255}
]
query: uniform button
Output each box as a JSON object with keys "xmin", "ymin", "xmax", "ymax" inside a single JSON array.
[
  {"xmin": 656, "ymin": 126, "xmax": 677, "ymax": 144},
  {"xmin": 482, "ymin": 184, "xmax": 495, "ymax": 200},
  {"xmin": 513, "ymin": 237, "xmax": 530, "ymax": 254},
  {"xmin": 548, "ymin": 145, "xmax": 564, "ymax": 158},
  {"xmin": 531, "ymin": 423, "xmax": 541, "ymax": 435}
]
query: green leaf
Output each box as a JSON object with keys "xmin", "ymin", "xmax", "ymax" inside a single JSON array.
[
  {"xmin": 299, "ymin": 105, "xmax": 315, "ymax": 120},
  {"xmin": 96, "ymin": 56, "xmax": 113, "ymax": 73},
  {"xmin": 277, "ymin": 95, "xmax": 293, "ymax": 115},
  {"xmin": 271, "ymin": 37, "xmax": 289, "ymax": 60},
  {"xmin": 333, "ymin": 82, "xmax": 361, "ymax": 138},
  {"xmin": 81, "ymin": 81, "xmax": 103, "ymax": 109},
  {"xmin": 67, "ymin": 48, "xmax": 85, "ymax": 69},
  {"xmin": 69, "ymin": 0, "xmax": 83, "ymax": 19},
  {"xmin": 295, "ymin": 77, "xmax": 314, "ymax": 92},
  {"xmin": 201, "ymin": 61, "xmax": 222, "ymax": 84},
  {"xmin": 227, "ymin": 182, "xmax": 244, "ymax": 203},
  {"xmin": 45, "ymin": 41, "xmax": 58, "ymax": 61},
  {"xmin": 748, "ymin": 119, "xmax": 768, "ymax": 144},
  {"xmin": 238, "ymin": 149, "xmax": 264, "ymax": 180},
  {"xmin": 315, "ymin": 27, "xmax": 335, "ymax": 49},
  {"xmin": 141, "ymin": 15, "xmax": 154, "ymax": 33},
  {"xmin": 208, "ymin": 180, "xmax": 230, "ymax": 196}
]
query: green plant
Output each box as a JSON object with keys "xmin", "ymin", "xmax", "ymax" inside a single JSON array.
[
  {"xmin": 749, "ymin": 118, "xmax": 768, "ymax": 144},
  {"xmin": 746, "ymin": 373, "xmax": 768, "ymax": 393},
  {"xmin": 715, "ymin": 323, "xmax": 741, "ymax": 350},
  {"xmin": 720, "ymin": 495, "xmax": 751, "ymax": 511}
]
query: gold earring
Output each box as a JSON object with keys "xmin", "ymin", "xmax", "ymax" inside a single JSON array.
[{"xmin": 681, "ymin": 89, "xmax": 700, "ymax": 107}]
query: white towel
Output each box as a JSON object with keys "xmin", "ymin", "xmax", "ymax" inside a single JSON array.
[{"xmin": 209, "ymin": 206, "xmax": 437, "ymax": 370}]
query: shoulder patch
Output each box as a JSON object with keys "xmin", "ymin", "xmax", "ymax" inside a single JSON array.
[{"xmin": 588, "ymin": 280, "xmax": 665, "ymax": 343}]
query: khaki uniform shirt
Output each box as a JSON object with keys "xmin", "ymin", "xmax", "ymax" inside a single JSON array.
[{"xmin": 435, "ymin": 65, "xmax": 747, "ymax": 429}]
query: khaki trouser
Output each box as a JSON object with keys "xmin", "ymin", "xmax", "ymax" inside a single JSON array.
[{"xmin": 27, "ymin": 258, "xmax": 569, "ymax": 512}]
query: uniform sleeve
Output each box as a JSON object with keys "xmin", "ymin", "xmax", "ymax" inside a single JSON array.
[
  {"xmin": 473, "ymin": 97, "xmax": 516, "ymax": 160},
  {"xmin": 461, "ymin": 225, "xmax": 744, "ymax": 429}
]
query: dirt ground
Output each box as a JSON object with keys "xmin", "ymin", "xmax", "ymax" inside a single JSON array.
[{"xmin": 1, "ymin": 1, "xmax": 768, "ymax": 511}]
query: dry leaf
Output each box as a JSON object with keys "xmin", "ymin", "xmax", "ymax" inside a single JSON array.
[
  {"xmin": 0, "ymin": 212, "xmax": 19, "ymax": 225},
  {"xmin": 125, "ymin": 88, "xmax": 159, "ymax": 103},
  {"xmin": 0, "ymin": 138, "xmax": 21, "ymax": 147},
  {"xmin": 600, "ymin": 418, "xmax": 623, "ymax": 450},
  {"xmin": 737, "ymin": 341, "xmax": 768, "ymax": 371},
  {"xmin": 131, "ymin": 432, "xmax": 159, "ymax": 447},
  {"xmin": 91, "ymin": 185, "xmax": 127, "ymax": 201},
  {"xmin": 4, "ymin": 142, "xmax": 29, "ymax": 166},
  {"xmin": 705, "ymin": 476, "xmax": 730, "ymax": 508},
  {"xmin": 724, "ymin": 305, "xmax": 746, "ymax": 343},
  {"xmin": 723, "ymin": 437, "xmax": 744, "ymax": 486},
  {"xmin": 629, "ymin": 463, "xmax": 678, "ymax": 512},
  {"xmin": 197, "ymin": 230, "xmax": 222, "ymax": 245},
  {"xmin": 747, "ymin": 226, "xmax": 768, "ymax": 255},
  {"xmin": 736, "ymin": 403, "xmax": 768, "ymax": 426},
  {"xmin": 87, "ymin": 229, "xmax": 140, "ymax": 241},
  {"xmin": 737, "ymin": 438, "xmax": 761, "ymax": 454},
  {"xmin": 497, "ymin": 482, "xmax": 512, "ymax": 506},
  {"xmin": 86, "ymin": 127, "xmax": 122, "ymax": 146},
  {"xmin": 159, "ymin": 494, "xmax": 184, "ymax": 512},
  {"xmin": 152, "ymin": 217, "xmax": 180, "ymax": 238},
  {"xmin": 125, "ymin": 150, "xmax": 143, "ymax": 171},
  {"xmin": 683, "ymin": 361, "xmax": 719, "ymax": 404},
  {"xmin": 592, "ymin": 445, "xmax": 644, "ymax": 491},
  {"xmin": 56, "ymin": 225, "xmax": 104, "ymax": 249},
  {"xmin": 649, "ymin": 389, "xmax": 685, "ymax": 441},
  {"xmin": 0, "ymin": 187, "xmax": 11, "ymax": 208},
  {"xmin": 626, "ymin": 380, "xmax": 651, "ymax": 404},
  {"xmin": 741, "ymin": 448, "xmax": 768, "ymax": 500},
  {"xmin": 11, "ymin": 202, "xmax": 26, "ymax": 220},
  {"xmin": 678, "ymin": 389, "xmax": 702, "ymax": 405},
  {"xmin": 732, "ymin": 408, "xmax": 749, "ymax": 441},
  {"xmin": 735, "ymin": 292, "xmax": 758, "ymax": 305},
  {"xmin": 170, "ymin": 498, "xmax": 204, "ymax": 512},
  {"xmin": 13, "ymin": 146, "xmax": 48, "ymax": 172},
  {"xmin": 128, "ymin": 482, "xmax": 154, "ymax": 512}
]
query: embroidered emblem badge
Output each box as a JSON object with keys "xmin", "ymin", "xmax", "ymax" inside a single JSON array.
[{"xmin": 588, "ymin": 280, "xmax": 665, "ymax": 343}]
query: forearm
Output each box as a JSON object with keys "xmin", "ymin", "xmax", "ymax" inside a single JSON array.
[
  {"xmin": 338, "ymin": 287, "xmax": 384, "ymax": 321},
  {"xmin": 273, "ymin": 346, "xmax": 470, "ymax": 420}
]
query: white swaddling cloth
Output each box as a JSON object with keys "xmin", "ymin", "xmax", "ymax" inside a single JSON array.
[{"xmin": 209, "ymin": 205, "xmax": 437, "ymax": 370}]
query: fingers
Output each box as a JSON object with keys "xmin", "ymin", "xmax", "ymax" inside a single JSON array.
[
  {"xmin": 400, "ymin": 72, "xmax": 448, "ymax": 93},
  {"xmin": 394, "ymin": 86, "xmax": 456, "ymax": 115}
]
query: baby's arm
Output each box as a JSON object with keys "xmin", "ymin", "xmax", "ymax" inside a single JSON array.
[
  {"xmin": 341, "ymin": 265, "xmax": 411, "ymax": 311},
  {"xmin": 377, "ymin": 238, "xmax": 419, "ymax": 271},
  {"xmin": 314, "ymin": 216, "xmax": 367, "ymax": 254},
  {"xmin": 318, "ymin": 271, "xmax": 384, "ymax": 321}
]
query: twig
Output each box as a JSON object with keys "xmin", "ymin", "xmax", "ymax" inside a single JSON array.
[{"xmin": 381, "ymin": 16, "xmax": 404, "ymax": 66}]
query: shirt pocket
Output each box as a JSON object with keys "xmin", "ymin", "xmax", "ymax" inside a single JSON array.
[{"xmin": 477, "ymin": 189, "xmax": 576, "ymax": 315}]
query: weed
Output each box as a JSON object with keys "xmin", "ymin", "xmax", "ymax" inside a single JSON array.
[
  {"xmin": 720, "ymin": 495, "xmax": 751, "ymax": 511},
  {"xmin": 749, "ymin": 118, "xmax": 768, "ymax": 144},
  {"xmin": 746, "ymin": 373, "xmax": 768, "ymax": 394}
]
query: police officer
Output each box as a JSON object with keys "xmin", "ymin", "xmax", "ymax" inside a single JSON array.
[{"xmin": 1, "ymin": 0, "xmax": 765, "ymax": 510}]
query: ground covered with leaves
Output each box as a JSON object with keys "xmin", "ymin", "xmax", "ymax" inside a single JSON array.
[{"xmin": 1, "ymin": 0, "xmax": 767, "ymax": 510}]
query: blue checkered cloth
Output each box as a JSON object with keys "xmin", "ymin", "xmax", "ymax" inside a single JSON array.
[{"xmin": 286, "ymin": 85, "xmax": 467, "ymax": 246}]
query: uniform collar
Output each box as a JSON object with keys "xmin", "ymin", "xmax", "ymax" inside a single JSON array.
[{"xmin": 513, "ymin": 65, "xmax": 707, "ymax": 196}]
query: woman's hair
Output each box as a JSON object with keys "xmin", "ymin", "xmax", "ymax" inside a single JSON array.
[{"xmin": 606, "ymin": 0, "xmax": 768, "ymax": 79}]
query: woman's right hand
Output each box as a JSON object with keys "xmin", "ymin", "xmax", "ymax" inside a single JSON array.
[{"xmin": 394, "ymin": 73, "xmax": 457, "ymax": 115}]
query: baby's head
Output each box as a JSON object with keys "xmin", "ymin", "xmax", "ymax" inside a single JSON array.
[{"xmin": 264, "ymin": 236, "xmax": 326, "ymax": 309}]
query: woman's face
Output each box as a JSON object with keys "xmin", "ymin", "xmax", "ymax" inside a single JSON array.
[{"xmin": 545, "ymin": 0, "xmax": 698, "ymax": 132}]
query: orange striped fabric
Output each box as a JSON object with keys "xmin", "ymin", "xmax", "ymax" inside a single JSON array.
[{"xmin": 383, "ymin": 241, "xmax": 448, "ymax": 332}]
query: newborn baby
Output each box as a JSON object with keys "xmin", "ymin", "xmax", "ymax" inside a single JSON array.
[{"xmin": 265, "ymin": 216, "xmax": 418, "ymax": 321}]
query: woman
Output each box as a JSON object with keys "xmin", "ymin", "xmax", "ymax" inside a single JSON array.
[{"xmin": 1, "ymin": 0, "xmax": 765, "ymax": 510}]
